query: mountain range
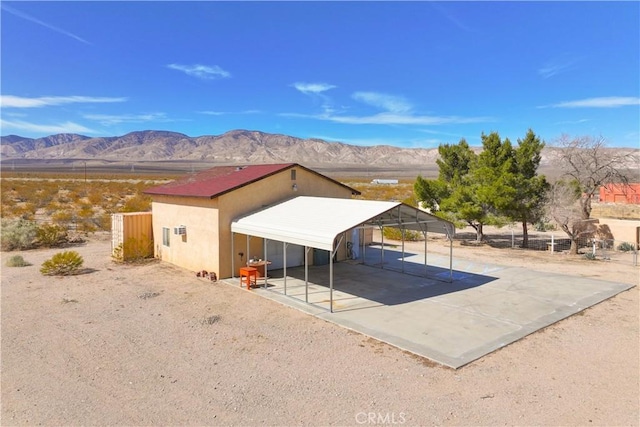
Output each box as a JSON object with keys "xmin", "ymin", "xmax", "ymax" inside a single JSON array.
[
  {"xmin": 0, "ymin": 129, "xmax": 442, "ymax": 167},
  {"xmin": 1, "ymin": 130, "xmax": 638, "ymax": 175}
]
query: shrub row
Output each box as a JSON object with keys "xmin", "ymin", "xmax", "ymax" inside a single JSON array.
[{"xmin": 1, "ymin": 219, "xmax": 70, "ymax": 251}]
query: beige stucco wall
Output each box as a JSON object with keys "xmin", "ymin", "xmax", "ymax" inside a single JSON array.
[
  {"xmin": 150, "ymin": 166, "xmax": 357, "ymax": 279},
  {"xmin": 151, "ymin": 196, "xmax": 219, "ymax": 274}
]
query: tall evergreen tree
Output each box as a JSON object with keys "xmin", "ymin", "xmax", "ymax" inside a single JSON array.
[
  {"xmin": 415, "ymin": 130, "xmax": 547, "ymax": 244},
  {"xmin": 436, "ymin": 138, "xmax": 474, "ymax": 183},
  {"xmin": 439, "ymin": 132, "xmax": 514, "ymax": 241},
  {"xmin": 504, "ymin": 129, "xmax": 549, "ymax": 248}
]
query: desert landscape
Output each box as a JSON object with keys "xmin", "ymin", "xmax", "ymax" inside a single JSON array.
[
  {"xmin": 1, "ymin": 227, "xmax": 638, "ymax": 426},
  {"xmin": 1, "ymin": 133, "xmax": 639, "ymax": 425},
  {"xmin": 3, "ymin": 1, "xmax": 638, "ymax": 424}
]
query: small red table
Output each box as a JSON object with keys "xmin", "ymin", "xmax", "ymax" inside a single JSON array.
[{"xmin": 239, "ymin": 267, "xmax": 258, "ymax": 290}]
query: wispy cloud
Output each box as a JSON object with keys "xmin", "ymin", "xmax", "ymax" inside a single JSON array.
[
  {"xmin": 1, "ymin": 3, "xmax": 90, "ymax": 45},
  {"xmin": 546, "ymin": 97, "xmax": 640, "ymax": 108},
  {"xmin": 428, "ymin": 2, "xmax": 472, "ymax": 32},
  {"xmin": 289, "ymin": 85, "xmax": 491, "ymax": 126},
  {"xmin": 83, "ymin": 112, "xmax": 170, "ymax": 125},
  {"xmin": 198, "ymin": 110, "xmax": 261, "ymax": 116},
  {"xmin": 554, "ymin": 118, "xmax": 590, "ymax": 125},
  {"xmin": 311, "ymin": 133, "xmax": 444, "ymax": 148},
  {"xmin": 321, "ymin": 112, "xmax": 489, "ymax": 126},
  {"xmin": 167, "ymin": 64, "xmax": 230, "ymax": 80},
  {"xmin": 291, "ymin": 82, "xmax": 337, "ymax": 95},
  {"xmin": 0, "ymin": 118, "xmax": 95, "ymax": 134},
  {"xmin": 1, "ymin": 95, "xmax": 127, "ymax": 108},
  {"xmin": 291, "ymin": 82, "xmax": 338, "ymax": 115},
  {"xmin": 538, "ymin": 56, "xmax": 580, "ymax": 79},
  {"xmin": 352, "ymin": 92, "xmax": 412, "ymax": 113},
  {"xmin": 282, "ymin": 111, "xmax": 491, "ymax": 126}
]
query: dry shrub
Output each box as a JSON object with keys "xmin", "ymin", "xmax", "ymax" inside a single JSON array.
[
  {"xmin": 52, "ymin": 210, "xmax": 73, "ymax": 226},
  {"xmin": 40, "ymin": 250, "xmax": 84, "ymax": 276},
  {"xmin": 36, "ymin": 223, "xmax": 69, "ymax": 248},
  {"xmin": 1, "ymin": 218, "xmax": 38, "ymax": 251},
  {"xmin": 382, "ymin": 227, "xmax": 423, "ymax": 241},
  {"xmin": 112, "ymin": 235, "xmax": 153, "ymax": 263},
  {"xmin": 6, "ymin": 254, "xmax": 30, "ymax": 267},
  {"xmin": 121, "ymin": 194, "xmax": 152, "ymax": 212}
]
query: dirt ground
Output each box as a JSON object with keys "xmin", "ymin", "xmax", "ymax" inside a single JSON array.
[{"xmin": 1, "ymin": 232, "xmax": 638, "ymax": 426}]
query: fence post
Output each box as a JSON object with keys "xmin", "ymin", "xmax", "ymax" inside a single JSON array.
[
  {"xmin": 511, "ymin": 229, "xmax": 514, "ymax": 249},
  {"xmin": 551, "ymin": 234, "xmax": 554, "ymax": 254}
]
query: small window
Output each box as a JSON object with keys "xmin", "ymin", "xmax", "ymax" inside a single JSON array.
[
  {"xmin": 291, "ymin": 169, "xmax": 296, "ymax": 180},
  {"xmin": 162, "ymin": 227, "xmax": 170, "ymax": 247}
]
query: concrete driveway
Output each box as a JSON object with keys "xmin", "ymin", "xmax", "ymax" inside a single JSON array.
[{"xmin": 227, "ymin": 245, "xmax": 633, "ymax": 368}]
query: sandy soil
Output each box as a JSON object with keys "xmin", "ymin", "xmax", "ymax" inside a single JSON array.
[{"xmin": 1, "ymin": 233, "xmax": 638, "ymax": 426}]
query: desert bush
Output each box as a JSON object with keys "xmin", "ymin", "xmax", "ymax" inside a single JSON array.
[
  {"xmin": 77, "ymin": 220, "xmax": 97, "ymax": 233},
  {"xmin": 583, "ymin": 252, "xmax": 597, "ymax": 261},
  {"xmin": 36, "ymin": 223, "xmax": 69, "ymax": 247},
  {"xmin": 112, "ymin": 235, "xmax": 153, "ymax": 263},
  {"xmin": 617, "ymin": 242, "xmax": 636, "ymax": 252},
  {"xmin": 121, "ymin": 194, "xmax": 152, "ymax": 212},
  {"xmin": 6, "ymin": 254, "xmax": 30, "ymax": 267},
  {"xmin": 52, "ymin": 210, "xmax": 73, "ymax": 226},
  {"xmin": 16, "ymin": 202, "xmax": 37, "ymax": 219},
  {"xmin": 40, "ymin": 250, "xmax": 84, "ymax": 276},
  {"xmin": 1, "ymin": 218, "xmax": 38, "ymax": 251},
  {"xmin": 77, "ymin": 203, "xmax": 94, "ymax": 217},
  {"xmin": 383, "ymin": 227, "xmax": 422, "ymax": 242},
  {"xmin": 91, "ymin": 212, "xmax": 111, "ymax": 231},
  {"xmin": 87, "ymin": 190, "xmax": 103, "ymax": 205},
  {"xmin": 534, "ymin": 220, "xmax": 556, "ymax": 232}
]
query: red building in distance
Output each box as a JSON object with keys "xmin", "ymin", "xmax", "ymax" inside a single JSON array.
[{"xmin": 599, "ymin": 183, "xmax": 640, "ymax": 204}]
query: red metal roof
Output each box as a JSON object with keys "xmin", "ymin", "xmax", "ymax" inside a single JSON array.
[{"xmin": 144, "ymin": 163, "xmax": 359, "ymax": 198}]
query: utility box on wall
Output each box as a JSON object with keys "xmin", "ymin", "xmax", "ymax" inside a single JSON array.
[{"xmin": 111, "ymin": 212, "xmax": 153, "ymax": 261}]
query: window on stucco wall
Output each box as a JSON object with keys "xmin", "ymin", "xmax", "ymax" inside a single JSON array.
[
  {"xmin": 291, "ymin": 169, "xmax": 296, "ymax": 180},
  {"xmin": 162, "ymin": 227, "xmax": 170, "ymax": 246}
]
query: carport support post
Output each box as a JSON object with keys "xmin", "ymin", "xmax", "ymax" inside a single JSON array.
[
  {"xmin": 401, "ymin": 228, "xmax": 405, "ymax": 273},
  {"xmin": 361, "ymin": 227, "xmax": 366, "ymax": 263},
  {"xmin": 424, "ymin": 230, "xmax": 428, "ymax": 276},
  {"xmin": 449, "ymin": 237, "xmax": 453, "ymax": 282},
  {"xmin": 231, "ymin": 232, "xmax": 235, "ymax": 278},
  {"xmin": 380, "ymin": 226, "xmax": 385, "ymax": 269},
  {"xmin": 330, "ymin": 249, "xmax": 334, "ymax": 313},
  {"xmin": 246, "ymin": 235, "xmax": 250, "ymax": 265},
  {"xmin": 264, "ymin": 239, "xmax": 268, "ymax": 289},
  {"xmin": 305, "ymin": 246, "xmax": 310, "ymax": 303},
  {"xmin": 283, "ymin": 242, "xmax": 287, "ymax": 295}
]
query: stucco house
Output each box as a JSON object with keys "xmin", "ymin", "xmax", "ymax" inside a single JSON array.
[{"xmin": 144, "ymin": 163, "xmax": 360, "ymax": 279}]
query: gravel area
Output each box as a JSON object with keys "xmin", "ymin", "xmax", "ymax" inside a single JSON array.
[{"xmin": 1, "ymin": 234, "xmax": 638, "ymax": 426}]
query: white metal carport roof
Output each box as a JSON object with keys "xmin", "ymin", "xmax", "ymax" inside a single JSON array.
[
  {"xmin": 231, "ymin": 196, "xmax": 455, "ymax": 313},
  {"xmin": 231, "ymin": 196, "xmax": 454, "ymax": 251}
]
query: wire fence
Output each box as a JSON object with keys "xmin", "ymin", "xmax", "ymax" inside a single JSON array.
[{"xmin": 455, "ymin": 230, "xmax": 639, "ymax": 267}]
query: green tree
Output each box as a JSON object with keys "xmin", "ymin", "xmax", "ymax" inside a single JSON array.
[
  {"xmin": 413, "ymin": 176, "xmax": 448, "ymax": 212},
  {"xmin": 443, "ymin": 132, "xmax": 514, "ymax": 241},
  {"xmin": 436, "ymin": 138, "xmax": 474, "ymax": 183},
  {"xmin": 414, "ymin": 138, "xmax": 474, "ymax": 216},
  {"xmin": 503, "ymin": 129, "xmax": 549, "ymax": 248}
]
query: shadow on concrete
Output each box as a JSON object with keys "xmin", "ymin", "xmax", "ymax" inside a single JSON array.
[{"xmin": 266, "ymin": 257, "xmax": 498, "ymax": 308}]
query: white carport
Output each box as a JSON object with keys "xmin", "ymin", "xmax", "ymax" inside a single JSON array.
[{"xmin": 231, "ymin": 196, "xmax": 455, "ymax": 312}]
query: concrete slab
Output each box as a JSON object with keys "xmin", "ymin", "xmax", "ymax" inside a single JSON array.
[{"xmin": 224, "ymin": 245, "xmax": 634, "ymax": 368}]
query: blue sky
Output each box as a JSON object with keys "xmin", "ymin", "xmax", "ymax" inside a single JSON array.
[{"xmin": 1, "ymin": 1, "xmax": 639, "ymax": 148}]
